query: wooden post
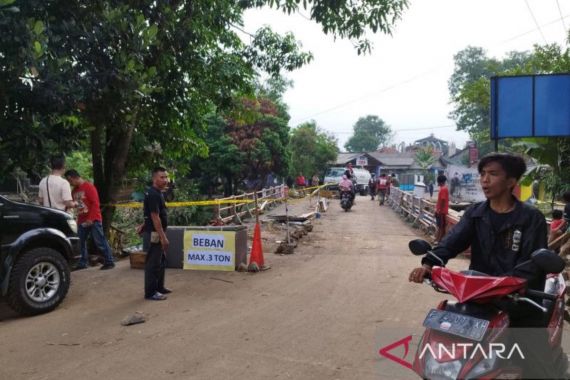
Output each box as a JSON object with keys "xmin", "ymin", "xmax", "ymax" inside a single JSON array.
[
  {"xmin": 254, "ymin": 191, "xmax": 260, "ymax": 224},
  {"xmin": 286, "ymin": 198, "xmax": 291, "ymax": 245}
]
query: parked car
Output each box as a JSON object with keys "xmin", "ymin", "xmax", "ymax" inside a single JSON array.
[
  {"xmin": 0, "ymin": 195, "xmax": 79, "ymax": 315},
  {"xmin": 324, "ymin": 167, "xmax": 372, "ymax": 196}
]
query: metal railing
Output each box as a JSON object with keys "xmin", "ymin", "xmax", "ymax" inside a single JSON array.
[
  {"xmin": 214, "ymin": 185, "xmax": 287, "ymax": 224},
  {"xmin": 387, "ymin": 186, "xmax": 460, "ymax": 241}
]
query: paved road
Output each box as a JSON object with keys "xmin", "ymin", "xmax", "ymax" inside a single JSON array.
[{"xmin": 0, "ymin": 196, "xmax": 565, "ymax": 379}]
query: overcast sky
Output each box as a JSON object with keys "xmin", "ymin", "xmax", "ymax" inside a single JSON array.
[{"xmin": 243, "ymin": 0, "xmax": 570, "ymax": 151}]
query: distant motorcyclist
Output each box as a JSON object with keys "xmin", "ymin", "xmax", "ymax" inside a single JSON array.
[{"xmin": 339, "ymin": 174, "xmax": 353, "ymax": 193}]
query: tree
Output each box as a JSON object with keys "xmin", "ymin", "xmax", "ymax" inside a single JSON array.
[
  {"xmin": 243, "ymin": 0, "xmax": 409, "ymax": 55},
  {"xmin": 1, "ymin": 0, "xmax": 409, "ymax": 228},
  {"xmin": 344, "ymin": 115, "xmax": 392, "ymax": 152},
  {"xmin": 449, "ymin": 40, "xmax": 570, "ymax": 203},
  {"xmin": 448, "ymin": 47, "xmax": 531, "ymax": 143},
  {"xmin": 414, "ymin": 146, "xmax": 437, "ymax": 184},
  {"xmin": 289, "ymin": 121, "xmax": 338, "ymax": 178},
  {"xmin": 192, "ymin": 95, "xmax": 291, "ymax": 196}
]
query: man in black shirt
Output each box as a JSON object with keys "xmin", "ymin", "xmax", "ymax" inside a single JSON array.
[
  {"xmin": 409, "ymin": 153, "xmax": 564, "ymax": 378},
  {"xmin": 143, "ymin": 167, "xmax": 171, "ymax": 301}
]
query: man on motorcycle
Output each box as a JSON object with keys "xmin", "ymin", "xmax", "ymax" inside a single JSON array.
[{"xmin": 408, "ymin": 153, "xmax": 564, "ymax": 379}]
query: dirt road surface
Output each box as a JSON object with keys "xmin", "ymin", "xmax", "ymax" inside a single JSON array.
[{"xmin": 1, "ymin": 195, "xmax": 568, "ymax": 380}]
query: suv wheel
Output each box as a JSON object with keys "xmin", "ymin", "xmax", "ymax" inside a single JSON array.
[{"xmin": 7, "ymin": 248, "xmax": 70, "ymax": 316}]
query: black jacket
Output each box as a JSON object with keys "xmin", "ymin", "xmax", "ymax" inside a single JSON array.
[{"xmin": 422, "ymin": 198, "xmax": 548, "ymax": 291}]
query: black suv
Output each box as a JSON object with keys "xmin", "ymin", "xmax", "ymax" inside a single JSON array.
[{"xmin": 0, "ymin": 195, "xmax": 79, "ymax": 315}]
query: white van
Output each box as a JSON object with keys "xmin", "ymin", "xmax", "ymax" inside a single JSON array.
[{"xmin": 324, "ymin": 167, "xmax": 372, "ymax": 195}]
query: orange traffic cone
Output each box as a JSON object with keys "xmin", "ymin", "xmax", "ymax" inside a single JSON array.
[{"xmin": 248, "ymin": 223, "xmax": 270, "ymax": 272}]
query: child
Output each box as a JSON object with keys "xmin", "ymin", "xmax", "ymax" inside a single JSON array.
[{"xmin": 549, "ymin": 209, "xmax": 567, "ymax": 244}]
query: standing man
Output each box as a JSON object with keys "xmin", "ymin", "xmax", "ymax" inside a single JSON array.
[
  {"xmin": 143, "ymin": 167, "xmax": 171, "ymax": 301},
  {"xmin": 38, "ymin": 155, "xmax": 77, "ymax": 211},
  {"xmin": 434, "ymin": 175, "xmax": 449, "ymax": 243},
  {"xmin": 376, "ymin": 173, "xmax": 389, "ymax": 205},
  {"xmin": 368, "ymin": 174, "xmax": 377, "ymax": 200},
  {"xmin": 65, "ymin": 170, "xmax": 115, "ymax": 270}
]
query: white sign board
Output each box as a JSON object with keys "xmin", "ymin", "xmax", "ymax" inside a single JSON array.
[
  {"xmin": 356, "ymin": 156, "xmax": 368, "ymax": 166},
  {"xmin": 445, "ymin": 165, "xmax": 486, "ymax": 203},
  {"xmin": 184, "ymin": 232, "xmax": 235, "ymax": 271}
]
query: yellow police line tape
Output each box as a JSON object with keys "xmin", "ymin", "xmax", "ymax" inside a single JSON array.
[{"xmin": 111, "ymin": 184, "xmax": 334, "ymax": 209}]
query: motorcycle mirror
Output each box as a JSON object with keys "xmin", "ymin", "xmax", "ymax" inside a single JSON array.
[
  {"xmin": 408, "ymin": 239, "xmax": 432, "ymax": 256},
  {"xmin": 531, "ymin": 249, "xmax": 565, "ymax": 274}
]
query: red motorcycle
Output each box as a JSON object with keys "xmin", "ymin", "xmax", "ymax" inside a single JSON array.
[{"xmin": 409, "ymin": 239, "xmax": 568, "ymax": 379}]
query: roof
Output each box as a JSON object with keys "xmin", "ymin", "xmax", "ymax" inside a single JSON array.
[
  {"xmin": 368, "ymin": 152, "xmax": 415, "ymax": 167},
  {"xmin": 414, "ymin": 134, "xmax": 449, "ymax": 145},
  {"xmin": 333, "ymin": 152, "xmax": 361, "ymax": 165}
]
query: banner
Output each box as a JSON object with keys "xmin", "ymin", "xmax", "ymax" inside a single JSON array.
[
  {"xmin": 445, "ymin": 165, "xmax": 485, "ymax": 203},
  {"xmin": 183, "ymin": 230, "xmax": 236, "ymax": 271}
]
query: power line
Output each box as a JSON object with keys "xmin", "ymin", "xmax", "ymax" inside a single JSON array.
[
  {"xmin": 231, "ymin": 23, "xmax": 255, "ymax": 38},
  {"xmin": 290, "ymin": 8, "xmax": 570, "ymax": 127},
  {"xmin": 321, "ymin": 124, "xmax": 457, "ymax": 136},
  {"xmin": 291, "ymin": 68, "xmax": 442, "ymax": 124},
  {"xmin": 297, "ymin": 10, "xmax": 311, "ymax": 22},
  {"xmin": 556, "ymin": 0, "xmax": 568, "ymax": 34},
  {"xmin": 524, "ymin": 0, "xmax": 548, "ymax": 44}
]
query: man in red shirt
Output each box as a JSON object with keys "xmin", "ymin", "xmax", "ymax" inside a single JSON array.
[
  {"xmin": 376, "ymin": 173, "xmax": 389, "ymax": 205},
  {"xmin": 65, "ymin": 170, "xmax": 115, "ymax": 270},
  {"xmin": 434, "ymin": 174, "xmax": 449, "ymax": 243}
]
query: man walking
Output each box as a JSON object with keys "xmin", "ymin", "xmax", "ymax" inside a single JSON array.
[
  {"xmin": 376, "ymin": 173, "xmax": 389, "ymax": 205},
  {"xmin": 38, "ymin": 156, "xmax": 76, "ymax": 211},
  {"xmin": 143, "ymin": 167, "xmax": 171, "ymax": 301},
  {"xmin": 64, "ymin": 170, "xmax": 115, "ymax": 270}
]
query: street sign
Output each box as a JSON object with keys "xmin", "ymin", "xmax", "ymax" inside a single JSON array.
[{"xmin": 356, "ymin": 156, "xmax": 368, "ymax": 166}]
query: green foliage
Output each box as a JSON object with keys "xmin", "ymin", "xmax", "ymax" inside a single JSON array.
[
  {"xmin": 167, "ymin": 180, "xmax": 214, "ymax": 226},
  {"xmin": 289, "ymin": 121, "xmax": 338, "ymax": 177},
  {"xmin": 344, "ymin": 115, "xmax": 392, "ymax": 152},
  {"xmin": 191, "ymin": 95, "xmax": 291, "ymax": 196},
  {"xmin": 66, "ymin": 151, "xmax": 93, "ymax": 181},
  {"xmin": 241, "ymin": 0, "xmax": 409, "ymax": 54},
  {"xmin": 414, "ymin": 146, "xmax": 436, "ymax": 171},
  {"xmin": 448, "ymin": 47, "xmax": 532, "ymax": 144},
  {"xmin": 449, "ymin": 39, "xmax": 570, "ymax": 202},
  {"xmin": 1, "ymin": 0, "xmax": 409, "ymax": 226}
]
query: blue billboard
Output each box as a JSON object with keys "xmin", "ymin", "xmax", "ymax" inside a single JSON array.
[{"xmin": 490, "ymin": 74, "xmax": 570, "ymax": 138}]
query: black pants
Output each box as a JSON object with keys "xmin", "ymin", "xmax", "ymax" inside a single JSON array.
[{"xmin": 144, "ymin": 237, "xmax": 166, "ymax": 298}]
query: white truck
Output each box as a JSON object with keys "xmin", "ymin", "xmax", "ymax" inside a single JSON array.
[{"xmin": 324, "ymin": 167, "xmax": 372, "ymax": 196}]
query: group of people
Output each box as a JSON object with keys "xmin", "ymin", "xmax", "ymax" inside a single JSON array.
[
  {"xmin": 38, "ymin": 156, "xmax": 115, "ymax": 271},
  {"xmin": 368, "ymin": 172, "xmax": 398, "ymax": 205},
  {"xmin": 38, "ymin": 156, "xmax": 171, "ymax": 301},
  {"xmin": 294, "ymin": 173, "xmax": 319, "ymax": 189}
]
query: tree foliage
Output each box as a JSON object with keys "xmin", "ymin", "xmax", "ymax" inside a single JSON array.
[
  {"xmin": 1, "ymin": 0, "xmax": 409, "ymax": 227},
  {"xmin": 448, "ymin": 46, "xmax": 531, "ymax": 143},
  {"xmin": 241, "ymin": 0, "xmax": 409, "ymax": 54},
  {"xmin": 449, "ymin": 40, "xmax": 570, "ymax": 203},
  {"xmin": 344, "ymin": 115, "xmax": 392, "ymax": 152},
  {"xmin": 289, "ymin": 121, "xmax": 338, "ymax": 178},
  {"xmin": 192, "ymin": 95, "xmax": 291, "ymax": 196}
]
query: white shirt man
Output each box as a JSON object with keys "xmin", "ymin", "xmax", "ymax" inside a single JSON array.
[{"xmin": 38, "ymin": 156, "xmax": 76, "ymax": 211}]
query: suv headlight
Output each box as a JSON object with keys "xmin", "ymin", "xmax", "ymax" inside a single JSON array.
[
  {"xmin": 424, "ymin": 355, "xmax": 462, "ymax": 380},
  {"xmin": 67, "ymin": 219, "xmax": 78, "ymax": 234}
]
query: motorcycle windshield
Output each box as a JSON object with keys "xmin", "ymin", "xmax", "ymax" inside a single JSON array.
[{"xmin": 431, "ymin": 267, "xmax": 527, "ymax": 303}]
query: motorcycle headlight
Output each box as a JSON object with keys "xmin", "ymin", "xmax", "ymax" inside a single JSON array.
[
  {"xmin": 424, "ymin": 356, "xmax": 462, "ymax": 380},
  {"xmin": 67, "ymin": 219, "xmax": 78, "ymax": 234},
  {"xmin": 465, "ymin": 356, "xmax": 498, "ymax": 379}
]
